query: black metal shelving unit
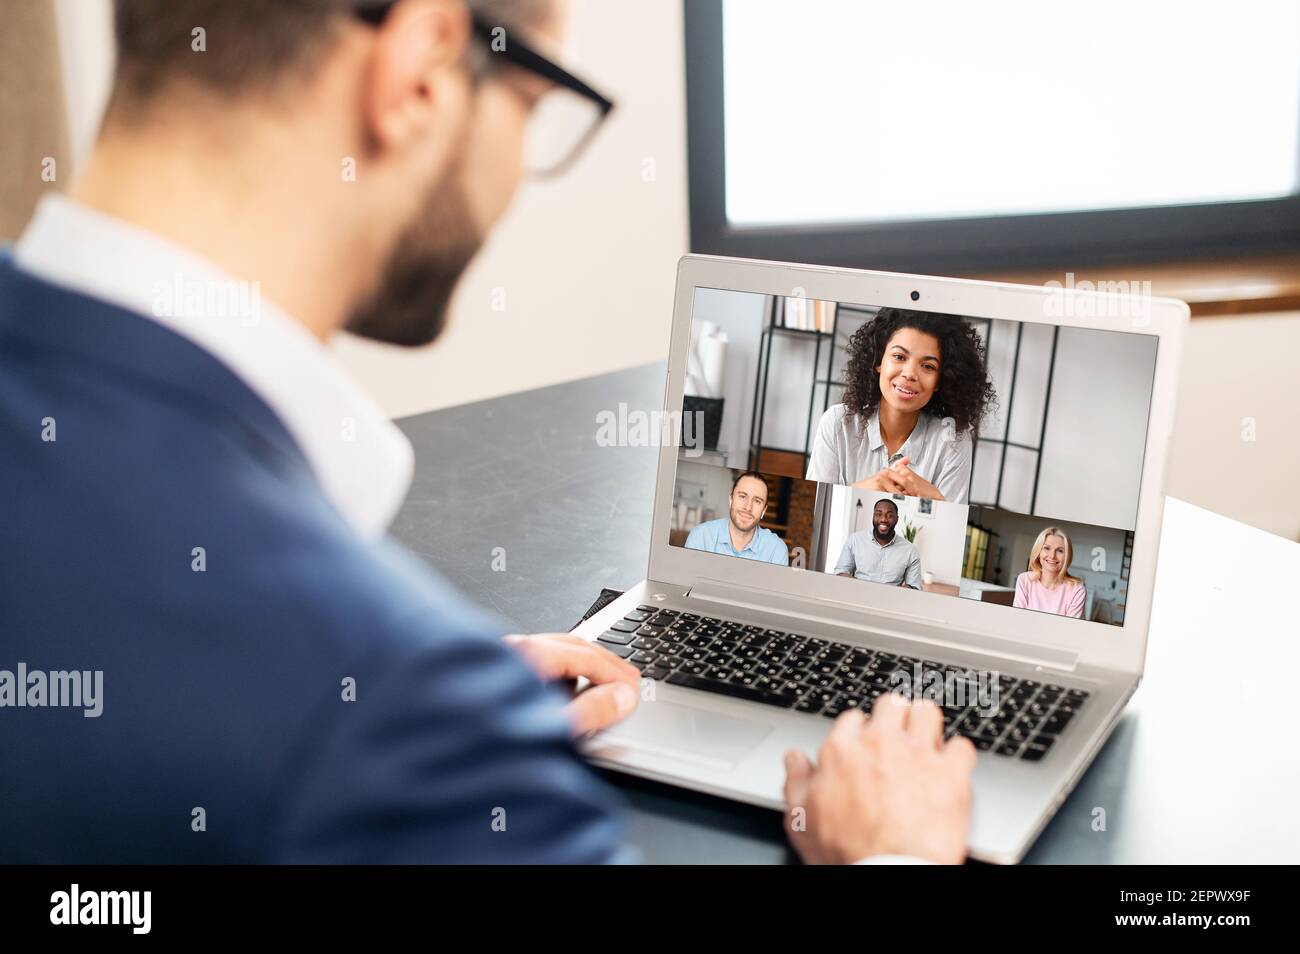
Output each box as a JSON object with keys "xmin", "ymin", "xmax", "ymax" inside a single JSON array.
[
  {"xmin": 747, "ymin": 298, "xmax": 876, "ymax": 476},
  {"xmin": 746, "ymin": 296, "xmax": 837, "ymax": 475},
  {"xmin": 969, "ymin": 319, "xmax": 1060, "ymax": 515}
]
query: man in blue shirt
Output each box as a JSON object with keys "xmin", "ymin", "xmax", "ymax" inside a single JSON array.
[{"xmin": 685, "ymin": 471, "xmax": 790, "ymax": 565}]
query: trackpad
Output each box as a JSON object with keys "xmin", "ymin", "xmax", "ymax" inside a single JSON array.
[{"xmin": 589, "ymin": 701, "xmax": 772, "ymax": 772}]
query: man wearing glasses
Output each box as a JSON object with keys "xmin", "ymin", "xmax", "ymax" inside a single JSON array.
[{"xmin": 0, "ymin": 0, "xmax": 973, "ymax": 865}]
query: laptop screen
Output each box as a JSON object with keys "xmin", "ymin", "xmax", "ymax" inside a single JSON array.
[{"xmin": 670, "ymin": 287, "xmax": 1158, "ymax": 628}]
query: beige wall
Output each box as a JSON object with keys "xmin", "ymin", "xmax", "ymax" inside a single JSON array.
[
  {"xmin": 1167, "ymin": 310, "xmax": 1300, "ymax": 543},
  {"xmin": 0, "ymin": 0, "xmax": 71, "ymax": 240}
]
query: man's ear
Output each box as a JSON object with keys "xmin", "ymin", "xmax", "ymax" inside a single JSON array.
[{"xmin": 362, "ymin": 0, "xmax": 473, "ymax": 152}]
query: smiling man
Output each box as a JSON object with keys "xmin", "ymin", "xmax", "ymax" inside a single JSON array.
[
  {"xmin": 684, "ymin": 471, "xmax": 789, "ymax": 566},
  {"xmin": 834, "ymin": 498, "xmax": 922, "ymax": 588}
]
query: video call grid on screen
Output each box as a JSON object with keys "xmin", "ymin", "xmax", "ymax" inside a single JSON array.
[{"xmin": 670, "ymin": 286, "xmax": 1159, "ymax": 629}]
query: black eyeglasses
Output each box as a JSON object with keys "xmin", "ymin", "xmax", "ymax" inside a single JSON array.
[{"xmin": 351, "ymin": 1, "xmax": 615, "ymax": 178}]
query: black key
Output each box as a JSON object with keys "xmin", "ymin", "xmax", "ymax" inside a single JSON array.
[
  {"xmin": 1020, "ymin": 742, "xmax": 1050, "ymax": 762},
  {"xmin": 599, "ymin": 642, "xmax": 635, "ymax": 658},
  {"xmin": 740, "ymin": 632, "xmax": 772, "ymax": 648},
  {"xmin": 803, "ymin": 689, "xmax": 838, "ymax": 708},
  {"xmin": 635, "ymin": 605, "xmax": 657, "ymax": 613},
  {"xmin": 706, "ymin": 666, "xmax": 735, "ymax": 682},
  {"xmin": 683, "ymin": 634, "xmax": 714, "ymax": 649},
  {"xmin": 680, "ymin": 613, "xmax": 700, "ymax": 622},
  {"xmin": 677, "ymin": 661, "xmax": 709, "ymax": 676},
  {"xmin": 972, "ymin": 737, "xmax": 994, "ymax": 751},
  {"xmin": 1006, "ymin": 726, "xmax": 1035, "ymax": 745},
  {"xmin": 1068, "ymin": 688, "xmax": 1090, "ymax": 702},
  {"xmin": 597, "ymin": 630, "xmax": 635, "ymax": 646},
  {"xmin": 666, "ymin": 672, "xmax": 796, "ymax": 708},
  {"xmin": 630, "ymin": 637, "xmax": 661, "ymax": 651},
  {"xmin": 993, "ymin": 741, "xmax": 1022, "ymax": 757},
  {"xmin": 1028, "ymin": 732, "xmax": 1057, "ymax": 752},
  {"xmin": 958, "ymin": 713, "xmax": 985, "ymax": 733},
  {"xmin": 630, "ymin": 651, "xmax": 659, "ymax": 665},
  {"xmin": 609, "ymin": 619, "xmax": 640, "ymax": 633},
  {"xmin": 794, "ymin": 695, "xmax": 824, "ymax": 714},
  {"xmin": 656, "ymin": 609, "xmax": 679, "ymax": 618},
  {"xmin": 636, "ymin": 624, "xmax": 667, "ymax": 638},
  {"xmin": 623, "ymin": 610, "xmax": 652, "ymax": 623},
  {"xmin": 1039, "ymin": 708, "xmax": 1075, "ymax": 734},
  {"xmin": 641, "ymin": 666, "xmax": 671, "ymax": 681}
]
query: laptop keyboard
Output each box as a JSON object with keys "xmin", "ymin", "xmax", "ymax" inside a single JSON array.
[{"xmin": 598, "ymin": 606, "xmax": 1090, "ymax": 762}]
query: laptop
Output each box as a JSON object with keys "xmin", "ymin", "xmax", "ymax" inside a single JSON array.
[{"xmin": 577, "ymin": 254, "xmax": 1188, "ymax": 863}]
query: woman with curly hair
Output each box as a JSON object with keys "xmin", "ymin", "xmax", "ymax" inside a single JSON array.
[
  {"xmin": 806, "ymin": 307, "xmax": 995, "ymax": 503},
  {"xmin": 1013, "ymin": 527, "xmax": 1086, "ymax": 619}
]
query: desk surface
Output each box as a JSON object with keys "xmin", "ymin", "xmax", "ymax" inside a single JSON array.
[{"xmin": 393, "ymin": 363, "xmax": 1300, "ymax": 864}]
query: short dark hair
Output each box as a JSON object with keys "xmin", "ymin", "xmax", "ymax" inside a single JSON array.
[
  {"xmin": 730, "ymin": 471, "xmax": 769, "ymax": 497},
  {"xmin": 107, "ymin": 0, "xmax": 552, "ymax": 119}
]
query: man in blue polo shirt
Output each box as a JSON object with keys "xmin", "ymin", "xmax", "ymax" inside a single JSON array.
[{"xmin": 685, "ymin": 471, "xmax": 790, "ymax": 566}]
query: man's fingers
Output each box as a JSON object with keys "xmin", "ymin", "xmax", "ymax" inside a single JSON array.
[
  {"xmin": 868, "ymin": 690, "xmax": 910, "ymax": 733},
  {"xmin": 519, "ymin": 637, "xmax": 640, "ymax": 687},
  {"xmin": 906, "ymin": 698, "xmax": 944, "ymax": 748},
  {"xmin": 567, "ymin": 681, "xmax": 638, "ymax": 736},
  {"xmin": 783, "ymin": 749, "xmax": 813, "ymax": 810},
  {"xmin": 783, "ymin": 749, "xmax": 814, "ymax": 846},
  {"xmin": 944, "ymin": 734, "xmax": 978, "ymax": 773}
]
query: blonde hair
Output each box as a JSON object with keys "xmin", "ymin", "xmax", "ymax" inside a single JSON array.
[{"xmin": 1027, "ymin": 527, "xmax": 1082, "ymax": 587}]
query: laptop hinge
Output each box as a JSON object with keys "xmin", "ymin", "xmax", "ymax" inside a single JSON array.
[{"xmin": 685, "ymin": 577, "xmax": 1080, "ymax": 672}]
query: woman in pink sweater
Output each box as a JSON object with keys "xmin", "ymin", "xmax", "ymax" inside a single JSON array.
[{"xmin": 1013, "ymin": 527, "xmax": 1086, "ymax": 619}]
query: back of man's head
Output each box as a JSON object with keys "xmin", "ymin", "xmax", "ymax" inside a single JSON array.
[{"xmin": 107, "ymin": 0, "xmax": 552, "ymax": 121}]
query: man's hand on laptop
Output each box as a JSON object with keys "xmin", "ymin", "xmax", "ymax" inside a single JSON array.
[
  {"xmin": 783, "ymin": 694, "xmax": 976, "ymax": 864},
  {"xmin": 504, "ymin": 634, "xmax": 641, "ymax": 736}
]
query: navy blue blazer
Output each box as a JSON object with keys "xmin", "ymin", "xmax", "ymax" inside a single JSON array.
[{"xmin": 0, "ymin": 256, "xmax": 625, "ymax": 862}]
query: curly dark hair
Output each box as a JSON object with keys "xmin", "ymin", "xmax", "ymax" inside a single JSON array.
[{"xmin": 840, "ymin": 307, "xmax": 996, "ymax": 436}]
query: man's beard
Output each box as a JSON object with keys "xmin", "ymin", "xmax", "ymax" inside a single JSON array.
[
  {"xmin": 346, "ymin": 165, "xmax": 482, "ymax": 347},
  {"xmin": 873, "ymin": 524, "xmax": 895, "ymax": 543},
  {"xmin": 730, "ymin": 509, "xmax": 757, "ymax": 533}
]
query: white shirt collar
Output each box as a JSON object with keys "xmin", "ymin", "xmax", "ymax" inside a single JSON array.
[{"xmin": 14, "ymin": 194, "xmax": 414, "ymax": 540}]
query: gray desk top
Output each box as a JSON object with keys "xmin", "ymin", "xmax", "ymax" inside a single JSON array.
[{"xmin": 393, "ymin": 363, "xmax": 1300, "ymax": 864}]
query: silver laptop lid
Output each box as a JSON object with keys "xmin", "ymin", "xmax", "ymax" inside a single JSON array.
[{"xmin": 647, "ymin": 255, "xmax": 1188, "ymax": 678}]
